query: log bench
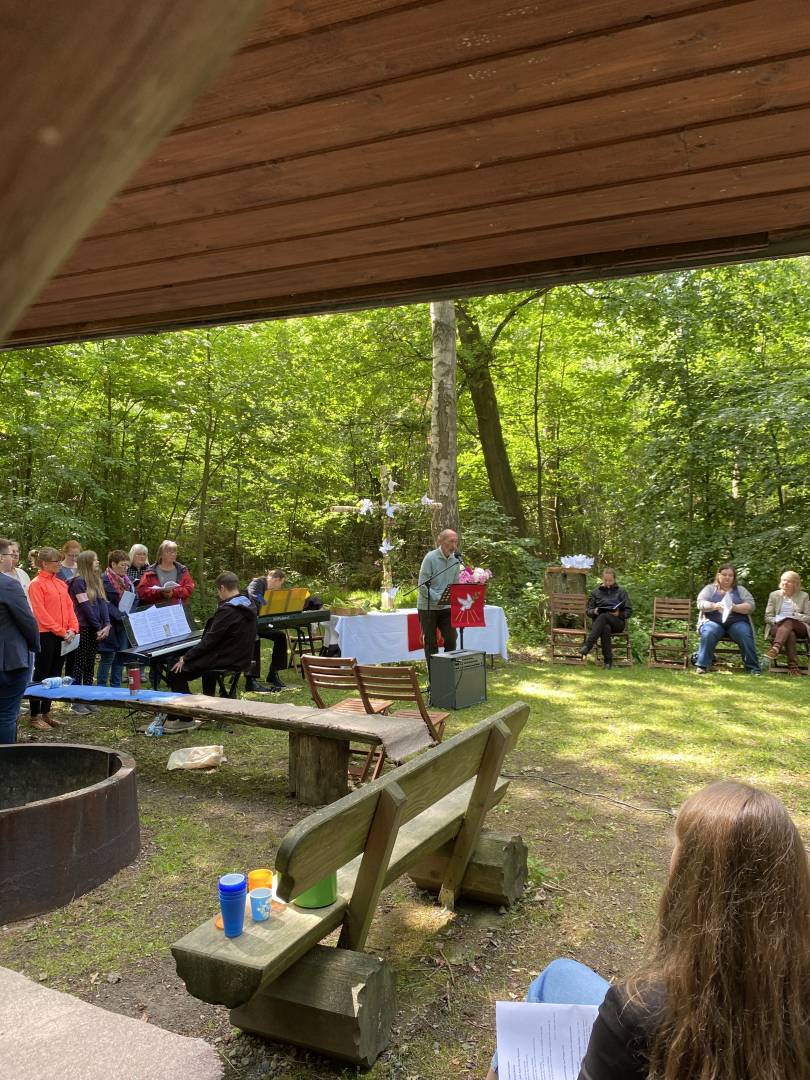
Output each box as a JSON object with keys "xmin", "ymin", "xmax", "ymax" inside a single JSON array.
[{"xmin": 171, "ymin": 701, "xmax": 529, "ymax": 1066}]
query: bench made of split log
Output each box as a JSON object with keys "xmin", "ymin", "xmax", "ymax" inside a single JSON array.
[{"xmin": 171, "ymin": 701, "xmax": 529, "ymax": 1066}]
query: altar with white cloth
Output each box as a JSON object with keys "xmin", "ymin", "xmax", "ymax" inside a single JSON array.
[{"xmin": 329, "ymin": 605, "xmax": 509, "ymax": 666}]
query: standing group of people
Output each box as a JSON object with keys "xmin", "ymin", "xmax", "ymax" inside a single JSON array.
[{"xmin": 0, "ymin": 534, "xmax": 303, "ymax": 742}]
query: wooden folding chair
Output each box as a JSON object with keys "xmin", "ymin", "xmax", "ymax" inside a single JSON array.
[
  {"xmin": 355, "ymin": 663, "xmax": 448, "ymax": 755},
  {"xmin": 301, "ymin": 655, "xmax": 394, "ymax": 784},
  {"xmin": 648, "ymin": 598, "xmax": 692, "ymax": 668},
  {"xmin": 765, "ymin": 631, "xmax": 810, "ymax": 675},
  {"xmin": 549, "ymin": 593, "xmax": 588, "ymax": 663}
]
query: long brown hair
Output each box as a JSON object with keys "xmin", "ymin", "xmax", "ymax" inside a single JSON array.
[
  {"xmin": 637, "ymin": 781, "xmax": 810, "ymax": 1080},
  {"xmin": 76, "ymin": 550, "xmax": 104, "ymax": 602}
]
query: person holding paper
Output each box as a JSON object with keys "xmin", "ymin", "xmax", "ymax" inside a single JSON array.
[
  {"xmin": 763, "ymin": 570, "xmax": 810, "ymax": 674},
  {"xmin": 167, "ymin": 572, "xmax": 257, "ymax": 697},
  {"xmin": 97, "ymin": 550, "xmax": 136, "ymax": 688},
  {"xmin": 487, "ymin": 780, "xmax": 810, "ymax": 1080},
  {"xmin": 0, "ymin": 538, "xmax": 40, "ymax": 743},
  {"xmin": 136, "ymin": 540, "xmax": 195, "ymax": 610},
  {"xmin": 579, "ymin": 568, "xmax": 632, "ymax": 668},
  {"xmin": 694, "ymin": 564, "xmax": 760, "ymax": 674},
  {"xmin": 27, "ymin": 547, "xmax": 78, "ymax": 729},
  {"xmin": 67, "ymin": 551, "xmax": 111, "ymax": 712}
]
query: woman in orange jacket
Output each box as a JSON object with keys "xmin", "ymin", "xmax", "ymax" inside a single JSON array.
[{"xmin": 28, "ymin": 547, "xmax": 79, "ymax": 729}]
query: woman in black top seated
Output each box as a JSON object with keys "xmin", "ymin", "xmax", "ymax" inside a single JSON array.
[
  {"xmin": 486, "ymin": 780, "xmax": 810, "ymax": 1080},
  {"xmin": 579, "ymin": 568, "xmax": 632, "ymax": 668}
]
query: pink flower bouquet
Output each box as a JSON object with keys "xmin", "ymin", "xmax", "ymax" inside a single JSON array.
[{"xmin": 458, "ymin": 566, "xmax": 493, "ymax": 584}]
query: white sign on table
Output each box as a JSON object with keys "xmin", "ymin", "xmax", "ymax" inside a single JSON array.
[{"xmin": 495, "ymin": 1001, "xmax": 599, "ymax": 1079}]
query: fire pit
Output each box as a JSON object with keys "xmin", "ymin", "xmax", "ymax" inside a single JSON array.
[{"xmin": 0, "ymin": 743, "xmax": 140, "ymax": 923}]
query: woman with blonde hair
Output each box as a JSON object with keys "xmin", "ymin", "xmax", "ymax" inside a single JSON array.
[
  {"xmin": 485, "ymin": 780, "xmax": 810, "ymax": 1080},
  {"xmin": 136, "ymin": 539, "xmax": 195, "ymax": 609},
  {"xmin": 127, "ymin": 543, "xmax": 150, "ymax": 590},
  {"xmin": 764, "ymin": 570, "xmax": 810, "ymax": 675},
  {"xmin": 67, "ymin": 550, "xmax": 110, "ymax": 714}
]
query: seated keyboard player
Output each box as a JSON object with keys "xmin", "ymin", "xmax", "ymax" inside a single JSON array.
[{"xmin": 168, "ymin": 572, "xmax": 257, "ymax": 697}]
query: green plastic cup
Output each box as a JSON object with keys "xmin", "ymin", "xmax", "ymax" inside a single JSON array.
[{"xmin": 293, "ymin": 871, "xmax": 338, "ymax": 908}]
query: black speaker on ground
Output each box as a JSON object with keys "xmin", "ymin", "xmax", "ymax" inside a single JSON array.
[{"xmin": 428, "ymin": 650, "xmax": 487, "ymax": 710}]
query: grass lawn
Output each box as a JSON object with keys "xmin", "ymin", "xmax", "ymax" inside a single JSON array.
[{"xmin": 3, "ymin": 660, "xmax": 808, "ymax": 1079}]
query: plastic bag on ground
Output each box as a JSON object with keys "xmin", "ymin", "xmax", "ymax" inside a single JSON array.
[{"xmin": 166, "ymin": 745, "xmax": 227, "ymax": 771}]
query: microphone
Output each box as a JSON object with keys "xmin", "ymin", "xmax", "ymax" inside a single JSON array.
[{"xmin": 454, "ymin": 551, "xmax": 464, "ymax": 563}]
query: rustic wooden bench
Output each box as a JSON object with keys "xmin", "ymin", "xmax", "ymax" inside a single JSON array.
[{"xmin": 171, "ymin": 701, "xmax": 529, "ymax": 1066}]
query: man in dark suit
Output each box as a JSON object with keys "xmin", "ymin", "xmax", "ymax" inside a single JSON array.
[{"xmin": 0, "ymin": 538, "xmax": 40, "ymax": 743}]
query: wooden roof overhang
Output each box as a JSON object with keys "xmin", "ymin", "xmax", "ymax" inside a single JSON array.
[{"xmin": 6, "ymin": 0, "xmax": 810, "ymax": 348}]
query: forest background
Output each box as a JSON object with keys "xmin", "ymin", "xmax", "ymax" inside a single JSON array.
[{"xmin": 2, "ymin": 258, "xmax": 808, "ymax": 644}]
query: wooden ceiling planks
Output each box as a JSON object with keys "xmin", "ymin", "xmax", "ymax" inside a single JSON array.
[{"xmin": 8, "ymin": 0, "xmax": 810, "ymax": 346}]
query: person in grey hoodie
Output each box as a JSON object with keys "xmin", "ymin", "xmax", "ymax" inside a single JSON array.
[
  {"xmin": 694, "ymin": 564, "xmax": 761, "ymax": 674},
  {"xmin": 168, "ymin": 572, "xmax": 257, "ymax": 695}
]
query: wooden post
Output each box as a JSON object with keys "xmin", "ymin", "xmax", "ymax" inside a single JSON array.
[
  {"xmin": 408, "ymin": 830, "xmax": 528, "ymax": 907},
  {"xmin": 338, "ymin": 783, "xmax": 406, "ymax": 950},
  {"xmin": 1, "ymin": 1, "xmax": 267, "ymax": 343},
  {"xmin": 290, "ymin": 732, "xmax": 349, "ymax": 806},
  {"xmin": 438, "ymin": 720, "xmax": 511, "ymax": 910}
]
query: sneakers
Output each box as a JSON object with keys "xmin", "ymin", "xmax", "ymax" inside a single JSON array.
[
  {"xmin": 71, "ymin": 703, "xmax": 92, "ymax": 715},
  {"xmin": 162, "ymin": 718, "xmax": 198, "ymax": 733},
  {"xmin": 30, "ymin": 717, "xmax": 52, "ymax": 730},
  {"xmin": 695, "ymin": 666, "xmax": 707, "ymax": 675}
]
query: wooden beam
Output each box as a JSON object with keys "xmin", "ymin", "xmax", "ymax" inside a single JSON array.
[{"xmin": 0, "ymin": 0, "xmax": 267, "ymax": 343}]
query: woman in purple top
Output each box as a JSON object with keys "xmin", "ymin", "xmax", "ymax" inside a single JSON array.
[{"xmin": 67, "ymin": 550, "xmax": 111, "ymax": 714}]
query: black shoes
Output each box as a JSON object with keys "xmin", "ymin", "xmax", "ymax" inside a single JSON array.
[
  {"xmin": 604, "ymin": 661, "xmax": 614, "ymax": 669},
  {"xmin": 578, "ymin": 645, "xmax": 589, "ymax": 658},
  {"xmin": 246, "ymin": 679, "xmax": 273, "ymax": 694}
]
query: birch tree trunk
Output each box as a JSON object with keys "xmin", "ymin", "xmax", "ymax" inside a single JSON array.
[{"xmin": 429, "ymin": 301, "xmax": 460, "ymax": 542}]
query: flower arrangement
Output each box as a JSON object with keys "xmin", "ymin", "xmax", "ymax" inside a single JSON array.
[{"xmin": 459, "ymin": 566, "xmax": 493, "ymax": 584}]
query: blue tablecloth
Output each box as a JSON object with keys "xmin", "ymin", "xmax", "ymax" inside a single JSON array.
[{"xmin": 24, "ymin": 685, "xmax": 181, "ymax": 703}]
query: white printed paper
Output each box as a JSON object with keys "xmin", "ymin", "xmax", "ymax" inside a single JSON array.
[
  {"xmin": 496, "ymin": 1002, "xmax": 599, "ymax": 1080},
  {"xmin": 720, "ymin": 591, "xmax": 734, "ymax": 623},
  {"xmin": 60, "ymin": 633, "xmax": 80, "ymax": 657},
  {"xmin": 127, "ymin": 604, "xmax": 190, "ymax": 647},
  {"xmin": 118, "ymin": 589, "xmax": 136, "ymax": 614}
]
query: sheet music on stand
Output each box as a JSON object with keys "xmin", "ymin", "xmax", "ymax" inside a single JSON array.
[
  {"xmin": 125, "ymin": 604, "xmax": 191, "ymax": 647},
  {"xmin": 435, "ymin": 585, "xmax": 453, "ymax": 606}
]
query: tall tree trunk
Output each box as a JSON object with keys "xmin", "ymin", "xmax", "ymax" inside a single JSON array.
[
  {"xmin": 533, "ymin": 294, "xmax": 549, "ymax": 551},
  {"xmin": 455, "ymin": 301, "xmax": 529, "ymax": 536},
  {"xmin": 429, "ymin": 301, "xmax": 460, "ymax": 542}
]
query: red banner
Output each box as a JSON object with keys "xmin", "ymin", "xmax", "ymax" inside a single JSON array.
[
  {"xmin": 450, "ymin": 584, "xmax": 487, "ymax": 628},
  {"xmin": 407, "ymin": 613, "xmax": 444, "ymax": 651}
]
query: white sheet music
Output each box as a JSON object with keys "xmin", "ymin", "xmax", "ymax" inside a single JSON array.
[
  {"xmin": 127, "ymin": 604, "xmax": 190, "ymax": 647},
  {"xmin": 496, "ymin": 1002, "xmax": 599, "ymax": 1080},
  {"xmin": 118, "ymin": 589, "xmax": 135, "ymax": 615}
]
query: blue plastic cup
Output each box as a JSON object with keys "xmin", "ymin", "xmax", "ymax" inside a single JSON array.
[
  {"xmin": 218, "ymin": 873, "xmax": 247, "ymax": 938},
  {"xmin": 249, "ymin": 887, "xmax": 272, "ymax": 922}
]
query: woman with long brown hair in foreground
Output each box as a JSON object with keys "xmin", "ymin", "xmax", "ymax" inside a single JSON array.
[{"xmin": 486, "ymin": 780, "xmax": 810, "ymax": 1080}]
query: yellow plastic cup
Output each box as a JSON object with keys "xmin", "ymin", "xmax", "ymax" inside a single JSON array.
[{"xmin": 248, "ymin": 868, "xmax": 274, "ymax": 892}]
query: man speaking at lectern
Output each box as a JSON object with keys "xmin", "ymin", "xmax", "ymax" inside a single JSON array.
[{"xmin": 417, "ymin": 529, "xmax": 461, "ymax": 668}]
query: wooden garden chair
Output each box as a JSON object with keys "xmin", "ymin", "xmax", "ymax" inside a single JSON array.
[
  {"xmin": 648, "ymin": 597, "xmax": 692, "ymax": 668},
  {"xmin": 301, "ymin": 654, "xmax": 394, "ymax": 784},
  {"xmin": 549, "ymin": 593, "xmax": 588, "ymax": 663}
]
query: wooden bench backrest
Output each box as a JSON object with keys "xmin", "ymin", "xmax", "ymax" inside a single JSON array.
[
  {"xmin": 550, "ymin": 592, "xmax": 587, "ymax": 625},
  {"xmin": 301, "ymin": 654, "xmax": 371, "ymax": 711},
  {"xmin": 275, "ymin": 702, "xmax": 528, "ymax": 900},
  {"xmin": 354, "ymin": 663, "xmax": 439, "ymax": 740},
  {"xmin": 652, "ymin": 597, "xmax": 692, "ymax": 626}
]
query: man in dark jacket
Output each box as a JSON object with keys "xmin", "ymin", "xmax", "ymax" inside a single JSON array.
[
  {"xmin": 0, "ymin": 539, "xmax": 40, "ymax": 743},
  {"xmin": 168, "ymin": 572, "xmax": 257, "ymax": 695},
  {"xmin": 579, "ymin": 567, "xmax": 632, "ymax": 669}
]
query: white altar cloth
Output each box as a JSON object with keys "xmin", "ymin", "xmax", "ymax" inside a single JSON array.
[{"xmin": 330, "ymin": 605, "xmax": 509, "ymax": 666}]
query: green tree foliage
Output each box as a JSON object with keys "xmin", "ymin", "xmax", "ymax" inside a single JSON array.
[{"xmin": 1, "ymin": 258, "xmax": 808, "ymax": 627}]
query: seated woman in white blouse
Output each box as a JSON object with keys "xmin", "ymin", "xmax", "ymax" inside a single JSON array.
[{"xmin": 764, "ymin": 570, "xmax": 810, "ymax": 674}]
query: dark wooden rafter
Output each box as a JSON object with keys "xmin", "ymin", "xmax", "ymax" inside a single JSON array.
[{"xmin": 6, "ymin": 0, "xmax": 810, "ymax": 347}]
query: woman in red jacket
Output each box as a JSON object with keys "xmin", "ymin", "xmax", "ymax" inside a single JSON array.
[
  {"xmin": 136, "ymin": 540, "xmax": 195, "ymax": 610},
  {"xmin": 28, "ymin": 547, "xmax": 78, "ymax": 729}
]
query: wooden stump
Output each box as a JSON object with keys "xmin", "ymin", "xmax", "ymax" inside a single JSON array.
[
  {"xmin": 229, "ymin": 945, "xmax": 396, "ymax": 1067},
  {"xmin": 288, "ymin": 732, "xmax": 349, "ymax": 805},
  {"xmin": 545, "ymin": 566, "xmax": 588, "ymax": 596},
  {"xmin": 408, "ymin": 830, "xmax": 528, "ymax": 906}
]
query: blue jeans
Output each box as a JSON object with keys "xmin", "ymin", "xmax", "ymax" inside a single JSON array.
[
  {"xmin": 0, "ymin": 667, "xmax": 29, "ymax": 744},
  {"xmin": 97, "ymin": 651, "xmax": 125, "ymax": 688},
  {"xmin": 491, "ymin": 959, "xmax": 609, "ymax": 1072},
  {"xmin": 696, "ymin": 619, "xmax": 761, "ymax": 673}
]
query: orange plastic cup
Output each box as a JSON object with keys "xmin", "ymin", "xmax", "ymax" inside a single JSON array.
[{"xmin": 248, "ymin": 868, "xmax": 273, "ymax": 892}]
